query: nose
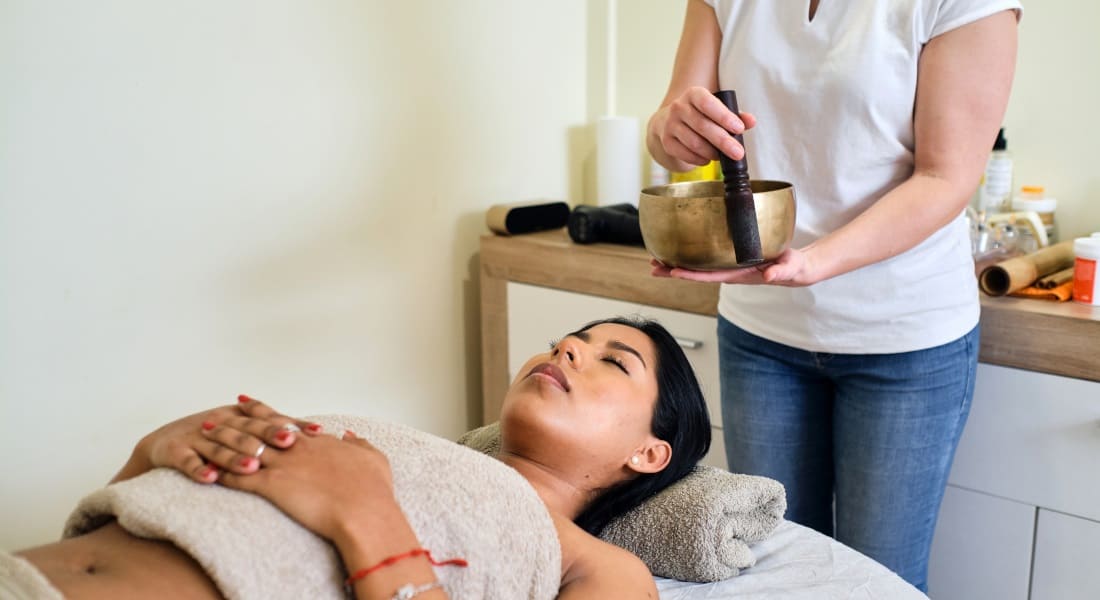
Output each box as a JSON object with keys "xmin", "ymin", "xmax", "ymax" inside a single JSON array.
[{"xmin": 554, "ymin": 337, "xmax": 585, "ymax": 369}]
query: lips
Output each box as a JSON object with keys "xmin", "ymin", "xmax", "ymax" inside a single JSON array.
[{"xmin": 527, "ymin": 362, "xmax": 571, "ymax": 392}]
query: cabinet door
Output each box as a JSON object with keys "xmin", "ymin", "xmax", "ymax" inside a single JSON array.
[
  {"xmin": 927, "ymin": 485, "xmax": 1035, "ymax": 600},
  {"xmin": 506, "ymin": 283, "xmax": 726, "ymax": 469},
  {"xmin": 949, "ymin": 364, "xmax": 1100, "ymax": 522},
  {"xmin": 1031, "ymin": 509, "xmax": 1100, "ymax": 600}
]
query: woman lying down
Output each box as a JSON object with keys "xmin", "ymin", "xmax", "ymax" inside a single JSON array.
[{"xmin": 8, "ymin": 317, "xmax": 712, "ymax": 599}]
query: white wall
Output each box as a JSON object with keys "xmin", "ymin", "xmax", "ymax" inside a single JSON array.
[
  {"xmin": 1004, "ymin": 2, "xmax": 1100, "ymax": 240},
  {"xmin": 0, "ymin": 1, "xmax": 587, "ymax": 550}
]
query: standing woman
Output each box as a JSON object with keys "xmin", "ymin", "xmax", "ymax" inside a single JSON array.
[{"xmin": 647, "ymin": 0, "xmax": 1021, "ymax": 592}]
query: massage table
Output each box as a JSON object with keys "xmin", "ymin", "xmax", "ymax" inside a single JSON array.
[{"xmin": 657, "ymin": 520, "xmax": 929, "ymax": 599}]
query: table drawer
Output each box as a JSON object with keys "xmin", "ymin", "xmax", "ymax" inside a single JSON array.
[
  {"xmin": 949, "ymin": 364, "xmax": 1100, "ymax": 521},
  {"xmin": 702, "ymin": 425, "xmax": 728, "ymax": 470},
  {"xmin": 1030, "ymin": 509, "xmax": 1100, "ymax": 600}
]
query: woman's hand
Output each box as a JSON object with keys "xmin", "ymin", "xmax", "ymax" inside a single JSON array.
[
  {"xmin": 648, "ymin": 86, "xmax": 757, "ymax": 173},
  {"xmin": 220, "ymin": 430, "xmax": 445, "ymax": 598},
  {"xmin": 219, "ymin": 430, "xmax": 404, "ymax": 548},
  {"xmin": 114, "ymin": 395, "xmax": 319, "ymax": 485},
  {"xmin": 650, "ymin": 246, "xmax": 820, "ymax": 287}
]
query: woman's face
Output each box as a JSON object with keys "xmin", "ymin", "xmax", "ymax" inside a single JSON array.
[{"xmin": 500, "ymin": 323, "xmax": 663, "ymax": 473}]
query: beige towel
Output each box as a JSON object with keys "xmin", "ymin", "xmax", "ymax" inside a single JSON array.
[
  {"xmin": 599, "ymin": 467, "xmax": 786, "ymax": 582},
  {"xmin": 458, "ymin": 422, "xmax": 786, "ymax": 582},
  {"xmin": 0, "ymin": 551, "xmax": 65, "ymax": 600},
  {"xmin": 64, "ymin": 416, "xmax": 560, "ymax": 600}
]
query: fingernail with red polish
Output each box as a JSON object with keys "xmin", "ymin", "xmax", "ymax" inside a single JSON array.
[
  {"xmin": 239, "ymin": 457, "xmax": 255, "ymax": 468},
  {"xmin": 201, "ymin": 421, "xmax": 216, "ymax": 431},
  {"xmin": 202, "ymin": 466, "xmax": 217, "ymax": 480},
  {"xmin": 275, "ymin": 430, "xmax": 292, "ymax": 442},
  {"xmin": 305, "ymin": 423, "xmax": 322, "ymax": 433},
  {"xmin": 237, "ymin": 394, "xmax": 253, "ymax": 403}
]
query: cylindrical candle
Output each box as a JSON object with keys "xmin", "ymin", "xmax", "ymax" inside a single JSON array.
[{"xmin": 596, "ymin": 116, "xmax": 640, "ymax": 207}]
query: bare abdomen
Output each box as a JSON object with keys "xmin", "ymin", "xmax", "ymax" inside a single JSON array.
[{"xmin": 17, "ymin": 521, "xmax": 223, "ymax": 599}]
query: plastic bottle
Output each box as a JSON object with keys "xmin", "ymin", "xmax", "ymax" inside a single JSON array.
[
  {"xmin": 979, "ymin": 128, "xmax": 1013, "ymax": 213},
  {"xmin": 1072, "ymin": 236, "xmax": 1100, "ymax": 305},
  {"xmin": 670, "ymin": 160, "xmax": 721, "ymax": 183},
  {"xmin": 1012, "ymin": 185, "xmax": 1057, "ymax": 243}
]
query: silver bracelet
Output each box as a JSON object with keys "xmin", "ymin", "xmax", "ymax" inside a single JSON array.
[{"xmin": 391, "ymin": 581, "xmax": 444, "ymax": 600}]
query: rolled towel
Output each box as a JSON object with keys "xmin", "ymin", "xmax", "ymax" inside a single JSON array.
[
  {"xmin": 599, "ymin": 466, "xmax": 786, "ymax": 582},
  {"xmin": 64, "ymin": 416, "xmax": 560, "ymax": 600},
  {"xmin": 458, "ymin": 422, "xmax": 787, "ymax": 582}
]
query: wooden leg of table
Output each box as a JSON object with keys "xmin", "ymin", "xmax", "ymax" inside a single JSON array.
[{"xmin": 480, "ymin": 264, "xmax": 508, "ymax": 425}]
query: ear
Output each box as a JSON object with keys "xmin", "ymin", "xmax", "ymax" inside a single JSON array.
[{"xmin": 627, "ymin": 438, "xmax": 672, "ymax": 474}]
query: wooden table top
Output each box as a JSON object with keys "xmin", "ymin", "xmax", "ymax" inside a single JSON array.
[{"xmin": 480, "ymin": 229, "xmax": 1100, "ymax": 383}]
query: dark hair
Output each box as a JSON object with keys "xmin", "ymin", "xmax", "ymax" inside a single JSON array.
[{"xmin": 571, "ymin": 316, "xmax": 711, "ymax": 536}]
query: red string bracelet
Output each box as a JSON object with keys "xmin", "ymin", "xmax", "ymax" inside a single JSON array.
[{"xmin": 345, "ymin": 548, "xmax": 468, "ymax": 588}]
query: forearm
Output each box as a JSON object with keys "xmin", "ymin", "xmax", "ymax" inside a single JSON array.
[
  {"xmin": 803, "ymin": 172, "xmax": 974, "ymax": 282},
  {"xmin": 336, "ymin": 503, "xmax": 448, "ymax": 600}
]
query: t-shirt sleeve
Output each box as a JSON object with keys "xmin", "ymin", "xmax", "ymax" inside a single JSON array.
[{"xmin": 926, "ymin": 0, "xmax": 1022, "ymax": 42}]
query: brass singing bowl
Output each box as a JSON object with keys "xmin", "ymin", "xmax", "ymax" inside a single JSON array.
[{"xmin": 639, "ymin": 180, "xmax": 796, "ymax": 270}]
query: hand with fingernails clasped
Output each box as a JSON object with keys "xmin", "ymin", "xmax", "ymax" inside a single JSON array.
[
  {"xmin": 114, "ymin": 394, "xmax": 321, "ymax": 485},
  {"xmin": 115, "ymin": 395, "xmax": 406, "ymax": 547}
]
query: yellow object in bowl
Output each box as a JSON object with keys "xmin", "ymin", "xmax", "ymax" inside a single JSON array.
[{"xmin": 639, "ymin": 180, "xmax": 796, "ymax": 271}]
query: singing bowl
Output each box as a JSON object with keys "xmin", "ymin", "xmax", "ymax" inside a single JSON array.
[{"xmin": 639, "ymin": 180, "xmax": 796, "ymax": 270}]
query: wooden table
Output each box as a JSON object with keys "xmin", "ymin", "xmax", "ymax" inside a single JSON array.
[{"xmin": 480, "ymin": 229, "xmax": 1100, "ymax": 421}]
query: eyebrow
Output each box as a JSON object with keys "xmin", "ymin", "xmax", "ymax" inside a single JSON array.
[{"xmin": 572, "ymin": 331, "xmax": 648, "ymax": 370}]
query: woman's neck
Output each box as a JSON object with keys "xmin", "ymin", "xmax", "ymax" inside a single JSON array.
[{"xmin": 494, "ymin": 451, "xmax": 595, "ymax": 519}]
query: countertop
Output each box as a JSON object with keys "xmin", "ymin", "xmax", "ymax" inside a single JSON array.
[{"xmin": 479, "ymin": 229, "xmax": 1099, "ymax": 418}]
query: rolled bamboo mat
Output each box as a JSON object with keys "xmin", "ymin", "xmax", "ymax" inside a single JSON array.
[
  {"xmin": 979, "ymin": 241, "xmax": 1075, "ymax": 296},
  {"xmin": 1036, "ymin": 267, "xmax": 1075, "ymax": 289}
]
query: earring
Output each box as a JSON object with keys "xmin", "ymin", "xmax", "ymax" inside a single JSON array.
[{"xmin": 630, "ymin": 455, "xmax": 640, "ymax": 466}]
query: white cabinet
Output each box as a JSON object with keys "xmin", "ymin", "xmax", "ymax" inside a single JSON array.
[
  {"xmin": 1030, "ymin": 510, "xmax": 1100, "ymax": 600},
  {"xmin": 928, "ymin": 485, "xmax": 1035, "ymax": 600},
  {"xmin": 928, "ymin": 364, "xmax": 1100, "ymax": 599},
  {"xmin": 948, "ymin": 364, "xmax": 1100, "ymax": 522},
  {"xmin": 507, "ymin": 282, "xmax": 726, "ymax": 469}
]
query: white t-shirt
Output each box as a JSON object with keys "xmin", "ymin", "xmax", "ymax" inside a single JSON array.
[{"xmin": 705, "ymin": 0, "xmax": 1022, "ymax": 354}]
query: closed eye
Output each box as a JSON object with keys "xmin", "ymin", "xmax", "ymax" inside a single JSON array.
[{"xmin": 603, "ymin": 355, "xmax": 629, "ymax": 375}]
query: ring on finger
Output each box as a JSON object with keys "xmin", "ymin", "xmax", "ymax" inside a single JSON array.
[{"xmin": 253, "ymin": 443, "xmax": 267, "ymax": 459}]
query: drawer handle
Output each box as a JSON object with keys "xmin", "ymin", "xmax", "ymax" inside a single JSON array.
[{"xmin": 674, "ymin": 336, "xmax": 703, "ymax": 350}]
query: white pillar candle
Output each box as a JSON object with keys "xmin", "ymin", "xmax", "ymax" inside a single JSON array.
[{"xmin": 597, "ymin": 116, "xmax": 640, "ymax": 207}]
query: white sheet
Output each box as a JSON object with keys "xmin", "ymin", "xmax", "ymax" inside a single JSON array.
[{"xmin": 656, "ymin": 521, "xmax": 929, "ymax": 599}]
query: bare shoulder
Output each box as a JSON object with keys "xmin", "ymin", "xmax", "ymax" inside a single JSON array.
[{"xmin": 551, "ymin": 512, "xmax": 659, "ymax": 599}]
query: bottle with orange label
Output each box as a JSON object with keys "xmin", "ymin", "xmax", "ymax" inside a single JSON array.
[{"xmin": 1072, "ymin": 234, "xmax": 1100, "ymax": 305}]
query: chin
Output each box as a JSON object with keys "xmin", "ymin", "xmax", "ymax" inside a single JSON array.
[{"xmin": 499, "ymin": 394, "xmax": 572, "ymax": 445}]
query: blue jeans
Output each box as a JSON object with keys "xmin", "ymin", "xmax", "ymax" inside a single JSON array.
[{"xmin": 718, "ymin": 316, "xmax": 978, "ymax": 592}]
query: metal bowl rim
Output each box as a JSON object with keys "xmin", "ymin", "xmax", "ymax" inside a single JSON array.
[{"xmin": 640, "ymin": 179, "xmax": 793, "ymax": 198}]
